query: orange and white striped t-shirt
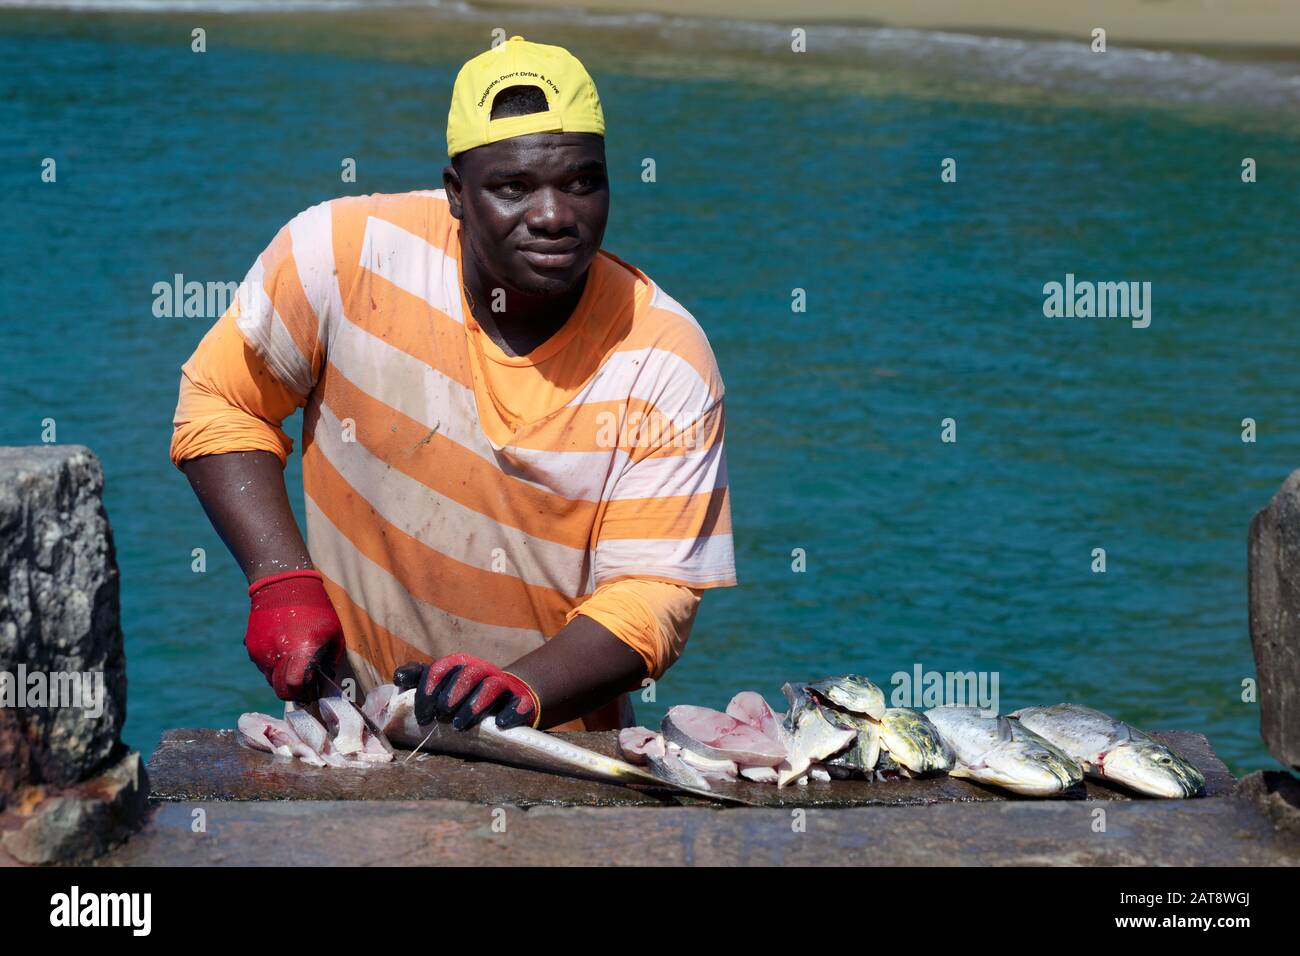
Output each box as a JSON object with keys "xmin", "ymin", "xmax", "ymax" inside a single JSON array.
[{"xmin": 170, "ymin": 189, "xmax": 736, "ymax": 729}]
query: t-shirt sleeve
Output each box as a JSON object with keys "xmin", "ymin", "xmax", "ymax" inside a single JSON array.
[
  {"xmin": 565, "ymin": 579, "xmax": 702, "ymax": 679},
  {"xmin": 169, "ymin": 201, "xmax": 338, "ymax": 469},
  {"xmin": 169, "ymin": 311, "xmax": 303, "ymax": 468}
]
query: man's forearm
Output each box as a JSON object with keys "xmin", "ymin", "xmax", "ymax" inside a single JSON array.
[
  {"xmin": 507, "ymin": 614, "xmax": 647, "ymax": 728},
  {"xmin": 183, "ymin": 449, "xmax": 647, "ymax": 724},
  {"xmin": 180, "ymin": 450, "xmax": 313, "ymax": 583}
]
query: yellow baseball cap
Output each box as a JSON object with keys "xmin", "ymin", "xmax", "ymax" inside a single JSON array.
[{"xmin": 446, "ymin": 35, "xmax": 605, "ymax": 158}]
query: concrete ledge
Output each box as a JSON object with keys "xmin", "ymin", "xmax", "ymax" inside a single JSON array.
[
  {"xmin": 101, "ymin": 788, "xmax": 1300, "ymax": 866},
  {"xmin": 101, "ymin": 728, "xmax": 1297, "ymax": 866}
]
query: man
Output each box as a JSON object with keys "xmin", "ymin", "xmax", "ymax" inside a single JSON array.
[{"xmin": 170, "ymin": 36, "xmax": 735, "ymax": 734}]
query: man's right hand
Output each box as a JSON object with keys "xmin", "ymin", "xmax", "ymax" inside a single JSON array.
[{"xmin": 243, "ymin": 569, "xmax": 344, "ymax": 701}]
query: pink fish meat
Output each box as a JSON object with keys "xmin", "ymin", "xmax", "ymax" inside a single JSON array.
[
  {"xmin": 618, "ymin": 726, "xmax": 661, "ymax": 765},
  {"xmin": 237, "ymin": 713, "xmax": 284, "ymax": 754},
  {"xmin": 661, "ymin": 705, "xmax": 787, "ymax": 767},
  {"xmin": 362, "ymin": 684, "xmax": 398, "ymax": 725},
  {"xmin": 237, "ymin": 695, "xmax": 393, "ymax": 770},
  {"xmin": 726, "ymin": 692, "xmax": 783, "ymax": 742},
  {"xmin": 238, "ymin": 713, "xmax": 328, "ymax": 767}
]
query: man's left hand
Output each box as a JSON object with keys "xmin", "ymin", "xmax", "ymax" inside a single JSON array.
[{"xmin": 394, "ymin": 653, "xmax": 540, "ymax": 730}]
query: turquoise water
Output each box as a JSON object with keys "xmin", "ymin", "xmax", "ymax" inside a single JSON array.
[{"xmin": 2, "ymin": 7, "xmax": 1298, "ymax": 775}]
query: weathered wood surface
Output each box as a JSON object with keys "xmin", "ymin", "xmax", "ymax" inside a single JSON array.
[{"xmin": 147, "ymin": 727, "xmax": 1234, "ymax": 808}]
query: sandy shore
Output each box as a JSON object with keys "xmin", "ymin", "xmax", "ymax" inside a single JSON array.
[{"xmin": 477, "ymin": 0, "xmax": 1300, "ymax": 51}]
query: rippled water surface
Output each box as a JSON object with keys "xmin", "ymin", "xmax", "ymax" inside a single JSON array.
[{"xmin": 2, "ymin": 5, "xmax": 1297, "ymax": 773}]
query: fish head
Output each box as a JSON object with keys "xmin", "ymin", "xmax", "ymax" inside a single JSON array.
[
  {"xmin": 1103, "ymin": 742, "xmax": 1205, "ymax": 798},
  {"xmin": 983, "ymin": 740, "xmax": 1083, "ymax": 796},
  {"xmin": 804, "ymin": 675, "xmax": 886, "ymax": 719},
  {"xmin": 879, "ymin": 709, "xmax": 954, "ymax": 773},
  {"xmin": 822, "ymin": 709, "xmax": 881, "ymax": 772}
]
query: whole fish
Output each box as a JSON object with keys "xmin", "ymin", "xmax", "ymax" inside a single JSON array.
[
  {"xmin": 1011, "ymin": 704, "xmax": 1204, "ymax": 798},
  {"xmin": 925, "ymin": 706, "xmax": 1083, "ymax": 796},
  {"xmin": 373, "ymin": 686, "xmax": 749, "ymax": 805},
  {"xmin": 804, "ymin": 674, "xmax": 886, "ymax": 720},
  {"xmin": 877, "ymin": 708, "xmax": 954, "ymax": 774}
]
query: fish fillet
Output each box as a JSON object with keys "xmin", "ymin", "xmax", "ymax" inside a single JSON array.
[
  {"xmin": 661, "ymin": 705, "xmax": 787, "ymax": 767},
  {"xmin": 237, "ymin": 714, "xmax": 286, "ymax": 755},
  {"xmin": 725, "ymin": 692, "xmax": 782, "ymax": 742},
  {"xmin": 318, "ymin": 695, "xmax": 366, "ymax": 755},
  {"xmin": 678, "ymin": 747, "xmax": 739, "ymax": 782},
  {"xmin": 238, "ymin": 713, "xmax": 327, "ymax": 767}
]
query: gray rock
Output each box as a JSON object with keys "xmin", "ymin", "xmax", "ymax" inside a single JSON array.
[
  {"xmin": 1234, "ymin": 770, "xmax": 1300, "ymax": 831},
  {"xmin": 0, "ymin": 706, "xmax": 32, "ymax": 805},
  {"xmin": 1248, "ymin": 470, "xmax": 1300, "ymax": 770},
  {"xmin": 0, "ymin": 445, "xmax": 127, "ymax": 791},
  {"xmin": 0, "ymin": 750, "xmax": 149, "ymax": 865}
]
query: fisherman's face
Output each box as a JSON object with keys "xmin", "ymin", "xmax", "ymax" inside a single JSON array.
[{"xmin": 446, "ymin": 132, "xmax": 609, "ymax": 298}]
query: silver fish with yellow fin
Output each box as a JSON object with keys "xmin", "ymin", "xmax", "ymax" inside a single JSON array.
[
  {"xmin": 1010, "ymin": 704, "xmax": 1204, "ymax": 798},
  {"xmin": 925, "ymin": 706, "xmax": 1083, "ymax": 796}
]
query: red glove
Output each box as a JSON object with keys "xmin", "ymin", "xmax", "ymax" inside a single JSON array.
[
  {"xmin": 244, "ymin": 569, "xmax": 344, "ymax": 701},
  {"xmin": 397, "ymin": 653, "xmax": 540, "ymax": 730}
]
